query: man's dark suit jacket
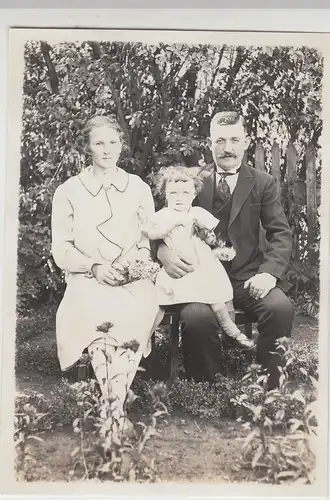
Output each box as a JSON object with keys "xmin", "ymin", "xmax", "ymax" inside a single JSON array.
[{"xmin": 197, "ymin": 163, "xmax": 293, "ymax": 291}]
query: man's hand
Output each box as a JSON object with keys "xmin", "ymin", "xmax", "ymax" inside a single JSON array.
[
  {"xmin": 157, "ymin": 243, "xmax": 194, "ymax": 279},
  {"xmin": 92, "ymin": 262, "xmax": 127, "ymax": 286},
  {"xmin": 244, "ymin": 272, "xmax": 277, "ymax": 300}
]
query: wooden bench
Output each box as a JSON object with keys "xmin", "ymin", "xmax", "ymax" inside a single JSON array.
[{"xmin": 153, "ymin": 308, "xmax": 257, "ymax": 383}]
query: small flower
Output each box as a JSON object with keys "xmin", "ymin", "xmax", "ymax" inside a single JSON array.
[
  {"xmin": 217, "ymin": 247, "xmax": 236, "ymax": 261},
  {"xmin": 122, "ymin": 340, "xmax": 140, "ymax": 353},
  {"xmin": 276, "ymin": 337, "xmax": 291, "ymax": 348},
  {"xmin": 96, "ymin": 321, "xmax": 113, "ymax": 333},
  {"xmin": 149, "ymin": 382, "xmax": 168, "ymax": 400}
]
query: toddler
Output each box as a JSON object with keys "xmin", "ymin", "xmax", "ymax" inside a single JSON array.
[{"xmin": 141, "ymin": 165, "xmax": 255, "ymax": 350}]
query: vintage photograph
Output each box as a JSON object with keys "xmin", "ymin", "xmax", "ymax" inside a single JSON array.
[{"xmin": 3, "ymin": 28, "xmax": 326, "ymax": 490}]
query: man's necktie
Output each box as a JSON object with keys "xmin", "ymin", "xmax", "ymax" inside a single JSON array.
[{"xmin": 217, "ymin": 169, "xmax": 240, "ymax": 202}]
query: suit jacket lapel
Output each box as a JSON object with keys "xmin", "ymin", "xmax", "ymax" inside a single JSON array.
[
  {"xmin": 197, "ymin": 166, "xmax": 214, "ymax": 213},
  {"xmin": 229, "ymin": 164, "xmax": 255, "ymax": 227}
]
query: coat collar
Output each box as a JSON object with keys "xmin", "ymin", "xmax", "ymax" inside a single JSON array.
[{"xmin": 78, "ymin": 166, "xmax": 129, "ymax": 196}]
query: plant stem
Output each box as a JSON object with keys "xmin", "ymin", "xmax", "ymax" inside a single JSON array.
[{"xmin": 80, "ymin": 411, "xmax": 89, "ymax": 479}]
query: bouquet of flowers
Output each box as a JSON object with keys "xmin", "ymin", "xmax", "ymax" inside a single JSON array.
[
  {"xmin": 113, "ymin": 259, "xmax": 161, "ymax": 284},
  {"xmin": 214, "ymin": 241, "xmax": 236, "ymax": 261},
  {"xmin": 193, "ymin": 223, "xmax": 236, "ymax": 261}
]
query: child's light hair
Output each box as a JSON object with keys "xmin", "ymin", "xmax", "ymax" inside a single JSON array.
[{"xmin": 155, "ymin": 164, "xmax": 204, "ymax": 199}]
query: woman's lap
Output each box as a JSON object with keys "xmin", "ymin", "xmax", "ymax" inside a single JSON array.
[{"xmin": 56, "ymin": 275, "xmax": 162, "ymax": 370}]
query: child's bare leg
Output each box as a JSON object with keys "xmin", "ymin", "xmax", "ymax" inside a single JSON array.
[
  {"xmin": 211, "ymin": 303, "xmax": 255, "ymax": 349},
  {"xmin": 225, "ymin": 299, "xmax": 235, "ymax": 322}
]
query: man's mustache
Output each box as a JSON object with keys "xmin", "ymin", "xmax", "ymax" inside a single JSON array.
[{"xmin": 220, "ymin": 153, "xmax": 237, "ymax": 158}]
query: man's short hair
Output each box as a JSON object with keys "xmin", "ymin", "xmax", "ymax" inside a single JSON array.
[{"xmin": 210, "ymin": 111, "xmax": 247, "ymax": 133}]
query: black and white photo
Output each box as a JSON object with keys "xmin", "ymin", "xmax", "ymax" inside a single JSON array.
[{"xmin": 1, "ymin": 26, "xmax": 329, "ymax": 496}]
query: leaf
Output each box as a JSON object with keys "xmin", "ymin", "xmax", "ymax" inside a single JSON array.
[
  {"xmin": 309, "ymin": 375, "xmax": 318, "ymax": 389},
  {"xmin": 293, "ymin": 477, "xmax": 308, "ymax": 485},
  {"xmin": 264, "ymin": 396, "xmax": 276, "ymax": 404},
  {"xmin": 276, "ymin": 470, "xmax": 299, "ymax": 480},
  {"xmin": 289, "ymin": 418, "xmax": 304, "ymax": 434},
  {"xmin": 248, "ymin": 384, "xmax": 265, "ymax": 391},
  {"xmin": 152, "ymin": 410, "xmax": 168, "ymax": 418},
  {"xmin": 28, "ymin": 435, "xmax": 44, "ymax": 443},
  {"xmin": 242, "ymin": 429, "xmax": 259, "ymax": 453},
  {"xmin": 98, "ymin": 462, "xmax": 113, "ymax": 473},
  {"xmin": 73, "ymin": 418, "xmax": 80, "ymax": 428},
  {"xmin": 268, "ymin": 442, "xmax": 278, "ymax": 455},
  {"xmin": 285, "ymin": 458, "xmax": 301, "ymax": 469},
  {"xmin": 291, "ymin": 390, "xmax": 306, "ymax": 405},
  {"xmin": 83, "ymin": 408, "xmax": 94, "ymax": 420},
  {"xmin": 275, "ymin": 409, "xmax": 285, "ymax": 422},
  {"xmin": 71, "ymin": 446, "xmax": 80, "ymax": 458},
  {"xmin": 264, "ymin": 416, "xmax": 273, "ymax": 429},
  {"xmin": 252, "ymin": 444, "xmax": 264, "ymax": 469},
  {"xmin": 287, "ymin": 432, "xmax": 306, "ymax": 441}
]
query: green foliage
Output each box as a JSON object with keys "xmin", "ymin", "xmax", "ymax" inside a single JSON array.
[{"xmin": 19, "ymin": 41, "xmax": 322, "ymax": 310}]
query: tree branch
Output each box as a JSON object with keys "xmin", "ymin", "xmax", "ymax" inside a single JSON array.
[
  {"xmin": 239, "ymin": 82, "xmax": 268, "ymax": 101},
  {"xmin": 88, "ymin": 41, "xmax": 131, "ymax": 151},
  {"xmin": 88, "ymin": 41, "xmax": 101, "ymax": 59},
  {"xmin": 40, "ymin": 41, "xmax": 59, "ymax": 93},
  {"xmin": 225, "ymin": 46, "xmax": 248, "ymax": 92},
  {"xmin": 210, "ymin": 45, "xmax": 226, "ymax": 88},
  {"xmin": 140, "ymin": 102, "xmax": 170, "ymax": 168}
]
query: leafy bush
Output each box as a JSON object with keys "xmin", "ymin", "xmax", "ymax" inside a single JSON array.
[
  {"xmin": 14, "ymin": 402, "xmax": 48, "ymax": 480},
  {"xmin": 16, "ymin": 379, "xmax": 87, "ymax": 429},
  {"xmin": 16, "ymin": 340, "xmax": 61, "ymax": 376},
  {"xmin": 231, "ymin": 338, "xmax": 318, "ymax": 484}
]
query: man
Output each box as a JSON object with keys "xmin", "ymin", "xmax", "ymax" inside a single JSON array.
[{"xmin": 158, "ymin": 111, "xmax": 293, "ymax": 389}]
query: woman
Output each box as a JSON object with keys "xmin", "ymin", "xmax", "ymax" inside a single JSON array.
[{"xmin": 51, "ymin": 115, "xmax": 163, "ymax": 425}]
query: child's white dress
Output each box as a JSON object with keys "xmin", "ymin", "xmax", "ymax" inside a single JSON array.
[{"xmin": 153, "ymin": 206, "xmax": 234, "ymax": 306}]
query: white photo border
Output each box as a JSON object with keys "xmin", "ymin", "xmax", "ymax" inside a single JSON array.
[{"xmin": 0, "ymin": 13, "xmax": 329, "ymax": 499}]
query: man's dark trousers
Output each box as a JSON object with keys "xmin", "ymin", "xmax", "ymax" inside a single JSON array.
[{"xmin": 180, "ymin": 284, "xmax": 294, "ymax": 386}]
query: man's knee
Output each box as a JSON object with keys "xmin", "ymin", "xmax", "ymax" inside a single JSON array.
[
  {"xmin": 180, "ymin": 303, "xmax": 215, "ymax": 332},
  {"xmin": 260, "ymin": 287, "xmax": 294, "ymax": 336},
  {"xmin": 264, "ymin": 288, "xmax": 294, "ymax": 317}
]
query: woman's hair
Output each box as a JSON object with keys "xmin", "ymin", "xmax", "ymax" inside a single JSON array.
[
  {"xmin": 155, "ymin": 164, "xmax": 204, "ymax": 198},
  {"xmin": 82, "ymin": 115, "xmax": 125, "ymax": 145}
]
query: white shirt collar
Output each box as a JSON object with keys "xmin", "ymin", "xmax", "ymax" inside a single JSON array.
[{"xmin": 216, "ymin": 165, "xmax": 240, "ymax": 175}]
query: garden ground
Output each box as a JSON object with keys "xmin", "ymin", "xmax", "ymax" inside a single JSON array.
[{"xmin": 15, "ymin": 307, "xmax": 318, "ymax": 483}]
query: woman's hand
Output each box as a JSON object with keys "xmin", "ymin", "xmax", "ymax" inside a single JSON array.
[
  {"xmin": 92, "ymin": 262, "xmax": 127, "ymax": 286},
  {"xmin": 157, "ymin": 243, "xmax": 194, "ymax": 279}
]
